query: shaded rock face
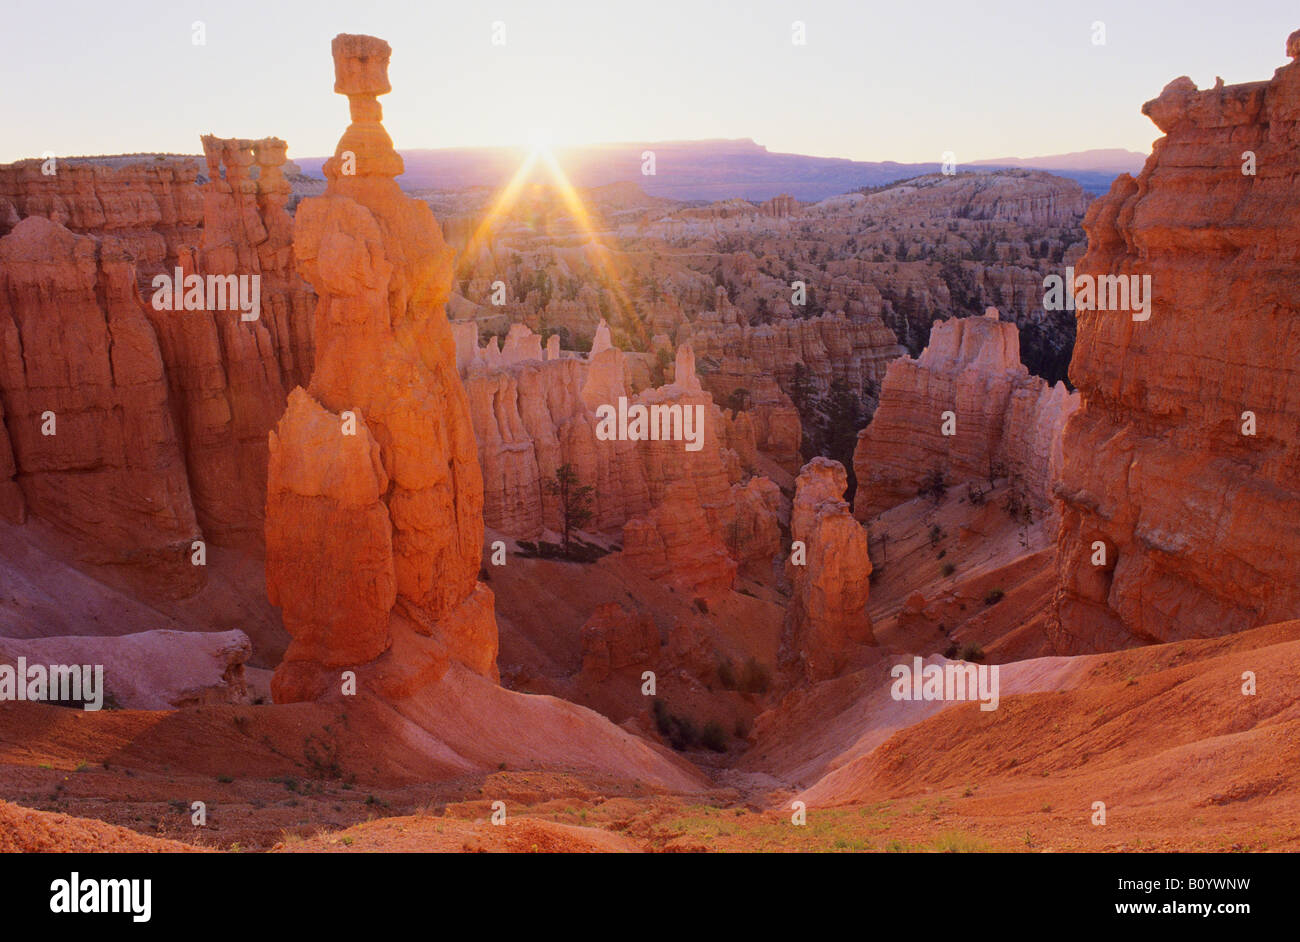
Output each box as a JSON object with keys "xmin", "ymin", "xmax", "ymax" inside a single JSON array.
[
  {"xmin": 784, "ymin": 457, "xmax": 873, "ymax": 681},
  {"xmin": 0, "ymin": 137, "xmax": 316, "ymax": 583},
  {"xmin": 458, "ymin": 323, "xmax": 783, "ymax": 592},
  {"xmin": 267, "ymin": 34, "xmax": 497, "ymax": 703},
  {"xmin": 1053, "ymin": 42, "xmax": 1300, "ymax": 652},
  {"xmin": 0, "ymin": 216, "xmax": 201, "ymax": 592},
  {"xmin": 457, "ymin": 324, "xmax": 782, "ymax": 593},
  {"xmin": 174, "ymin": 135, "xmax": 315, "ymax": 545},
  {"xmin": 579, "ymin": 602, "xmax": 660, "ymax": 684},
  {"xmin": 679, "ymin": 312, "xmax": 901, "ymax": 471},
  {"xmin": 853, "ymin": 311, "xmax": 1078, "ymax": 521}
]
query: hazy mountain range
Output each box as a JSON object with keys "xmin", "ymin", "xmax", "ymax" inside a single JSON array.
[{"xmin": 294, "ymin": 139, "xmax": 1146, "ymax": 201}]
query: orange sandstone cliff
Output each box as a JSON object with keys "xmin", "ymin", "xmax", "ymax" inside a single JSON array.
[
  {"xmin": 853, "ymin": 308, "xmax": 1077, "ymax": 521},
  {"xmin": 1052, "ymin": 35, "xmax": 1300, "ymax": 651},
  {"xmin": 0, "ymin": 137, "xmax": 316, "ymax": 588}
]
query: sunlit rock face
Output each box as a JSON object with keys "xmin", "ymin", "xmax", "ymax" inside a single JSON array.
[
  {"xmin": 268, "ymin": 34, "xmax": 497, "ymax": 703},
  {"xmin": 1052, "ymin": 36, "xmax": 1300, "ymax": 652},
  {"xmin": 853, "ymin": 310, "xmax": 1077, "ymax": 522}
]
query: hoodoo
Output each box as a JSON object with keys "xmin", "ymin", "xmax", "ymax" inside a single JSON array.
[{"xmin": 266, "ymin": 35, "xmax": 497, "ymax": 702}]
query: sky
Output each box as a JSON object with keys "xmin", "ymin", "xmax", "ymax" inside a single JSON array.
[{"xmin": 0, "ymin": 0, "xmax": 1295, "ymax": 165}]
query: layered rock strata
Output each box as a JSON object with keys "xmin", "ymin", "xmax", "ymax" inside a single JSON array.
[
  {"xmin": 679, "ymin": 312, "xmax": 902, "ymax": 470},
  {"xmin": 852, "ymin": 309, "xmax": 1078, "ymax": 521},
  {"xmin": 0, "ymin": 217, "xmax": 201, "ymax": 590},
  {"xmin": 457, "ymin": 323, "xmax": 783, "ymax": 593},
  {"xmin": 0, "ymin": 136, "xmax": 316, "ymax": 582},
  {"xmin": 1052, "ymin": 35, "xmax": 1300, "ymax": 650}
]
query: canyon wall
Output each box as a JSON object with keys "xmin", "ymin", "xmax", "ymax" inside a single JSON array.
[
  {"xmin": 1052, "ymin": 36, "xmax": 1300, "ymax": 651},
  {"xmin": 853, "ymin": 309, "xmax": 1078, "ymax": 520},
  {"xmin": 0, "ymin": 217, "xmax": 201, "ymax": 591},
  {"xmin": 679, "ymin": 312, "xmax": 899, "ymax": 470},
  {"xmin": 458, "ymin": 321, "xmax": 783, "ymax": 594},
  {"xmin": 267, "ymin": 34, "xmax": 496, "ymax": 702},
  {"xmin": 0, "ymin": 137, "xmax": 316, "ymax": 590}
]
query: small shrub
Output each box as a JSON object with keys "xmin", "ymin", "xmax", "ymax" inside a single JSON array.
[
  {"xmin": 918, "ymin": 467, "xmax": 948, "ymax": 504},
  {"xmin": 693, "ymin": 597, "xmax": 709, "ymax": 614},
  {"xmin": 956, "ymin": 643, "xmax": 985, "ymax": 663},
  {"xmin": 700, "ymin": 721, "xmax": 728, "ymax": 753},
  {"xmin": 651, "ymin": 698, "xmax": 672, "ymax": 737},
  {"xmin": 668, "ymin": 715, "xmax": 699, "ymax": 751},
  {"xmin": 984, "ymin": 588, "xmax": 1005, "ymax": 606},
  {"xmin": 739, "ymin": 657, "xmax": 771, "ymax": 695},
  {"xmin": 941, "ymin": 562, "xmax": 956, "ymax": 577}
]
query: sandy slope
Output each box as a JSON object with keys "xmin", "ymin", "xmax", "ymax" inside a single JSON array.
[{"xmin": 0, "ymin": 799, "xmax": 197, "ymax": 852}]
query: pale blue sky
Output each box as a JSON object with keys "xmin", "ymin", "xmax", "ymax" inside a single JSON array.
[{"xmin": 1, "ymin": 0, "xmax": 1295, "ymax": 164}]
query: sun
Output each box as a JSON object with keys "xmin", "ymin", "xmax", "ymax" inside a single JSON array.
[
  {"xmin": 526, "ymin": 128, "xmax": 555, "ymax": 157},
  {"xmin": 459, "ymin": 126, "xmax": 634, "ymax": 326}
]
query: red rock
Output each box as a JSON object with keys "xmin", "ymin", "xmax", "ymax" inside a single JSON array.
[
  {"xmin": 622, "ymin": 480, "xmax": 737, "ymax": 597},
  {"xmin": 0, "ymin": 396, "xmax": 23, "ymax": 523},
  {"xmin": 784, "ymin": 457, "xmax": 873, "ymax": 680},
  {"xmin": 268, "ymin": 34, "xmax": 497, "ymax": 702},
  {"xmin": 0, "ymin": 140, "xmax": 316, "ymax": 552},
  {"xmin": 0, "ymin": 216, "xmax": 201, "ymax": 593},
  {"xmin": 579, "ymin": 602, "xmax": 661, "ymax": 683},
  {"xmin": 853, "ymin": 311, "xmax": 1078, "ymax": 521},
  {"xmin": 681, "ymin": 312, "xmax": 900, "ymax": 471},
  {"xmin": 458, "ymin": 326, "xmax": 780, "ymax": 579},
  {"xmin": 1053, "ymin": 39, "xmax": 1300, "ymax": 650}
]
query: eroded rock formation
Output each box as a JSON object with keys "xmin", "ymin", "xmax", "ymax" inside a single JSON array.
[
  {"xmin": 0, "ymin": 629, "xmax": 251, "ymax": 709},
  {"xmin": 853, "ymin": 309, "xmax": 1078, "ymax": 521},
  {"xmin": 267, "ymin": 34, "xmax": 496, "ymax": 702},
  {"xmin": 0, "ymin": 216, "xmax": 202, "ymax": 592},
  {"xmin": 784, "ymin": 457, "xmax": 873, "ymax": 680},
  {"xmin": 680, "ymin": 312, "xmax": 900, "ymax": 470},
  {"xmin": 457, "ymin": 322, "xmax": 783, "ymax": 592},
  {"xmin": 1052, "ymin": 36, "xmax": 1300, "ymax": 650},
  {"xmin": 0, "ymin": 136, "xmax": 316, "ymax": 584}
]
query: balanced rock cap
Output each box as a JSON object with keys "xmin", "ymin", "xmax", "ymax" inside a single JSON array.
[{"xmin": 332, "ymin": 34, "xmax": 392, "ymax": 97}]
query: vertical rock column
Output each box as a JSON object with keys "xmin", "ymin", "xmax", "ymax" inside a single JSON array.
[
  {"xmin": 783, "ymin": 457, "xmax": 873, "ymax": 681},
  {"xmin": 267, "ymin": 34, "xmax": 497, "ymax": 703}
]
